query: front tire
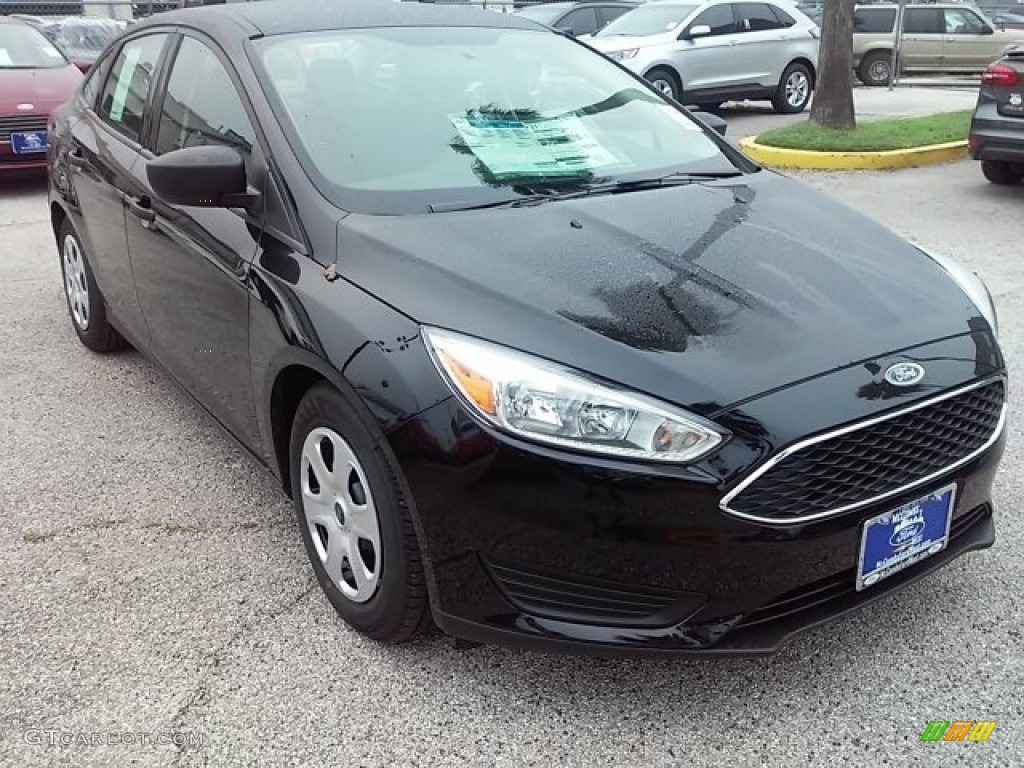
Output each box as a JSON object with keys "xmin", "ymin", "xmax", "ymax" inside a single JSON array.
[
  {"xmin": 58, "ymin": 218, "xmax": 125, "ymax": 353},
  {"xmin": 290, "ymin": 382, "xmax": 429, "ymax": 643},
  {"xmin": 981, "ymin": 160, "xmax": 1024, "ymax": 185},
  {"xmin": 645, "ymin": 66, "xmax": 681, "ymax": 102},
  {"xmin": 772, "ymin": 62, "xmax": 813, "ymax": 114}
]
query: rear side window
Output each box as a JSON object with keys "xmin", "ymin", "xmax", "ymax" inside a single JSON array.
[
  {"xmin": 98, "ymin": 34, "xmax": 168, "ymax": 142},
  {"xmin": 904, "ymin": 8, "xmax": 944, "ymax": 33},
  {"xmin": 689, "ymin": 4, "xmax": 739, "ymax": 35},
  {"xmin": 853, "ymin": 8, "xmax": 896, "ymax": 33},
  {"xmin": 770, "ymin": 5, "xmax": 797, "ymax": 26},
  {"xmin": 738, "ymin": 3, "xmax": 785, "ymax": 31},
  {"xmin": 598, "ymin": 5, "xmax": 633, "ymax": 27},
  {"xmin": 81, "ymin": 49, "xmax": 113, "ymax": 110}
]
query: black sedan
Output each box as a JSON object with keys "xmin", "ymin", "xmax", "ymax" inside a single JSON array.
[
  {"xmin": 50, "ymin": 0, "xmax": 1005, "ymax": 655},
  {"xmin": 970, "ymin": 48, "xmax": 1024, "ymax": 184}
]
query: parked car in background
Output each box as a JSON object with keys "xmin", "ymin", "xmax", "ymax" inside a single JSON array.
[
  {"xmin": 990, "ymin": 10, "xmax": 1024, "ymax": 29},
  {"xmin": 19, "ymin": 16, "xmax": 126, "ymax": 72},
  {"xmin": 516, "ymin": 0, "xmax": 637, "ymax": 37},
  {"xmin": 969, "ymin": 47, "xmax": 1024, "ymax": 183},
  {"xmin": 0, "ymin": 17, "xmax": 81, "ymax": 171},
  {"xmin": 854, "ymin": 3, "xmax": 1024, "ymax": 85},
  {"xmin": 588, "ymin": 0, "xmax": 819, "ymax": 113}
]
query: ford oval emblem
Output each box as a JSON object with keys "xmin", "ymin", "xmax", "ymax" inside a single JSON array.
[
  {"xmin": 884, "ymin": 362, "xmax": 925, "ymax": 387},
  {"xmin": 890, "ymin": 519, "xmax": 925, "ymax": 548}
]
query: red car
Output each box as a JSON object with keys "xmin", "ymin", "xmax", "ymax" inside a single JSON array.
[{"xmin": 0, "ymin": 18, "xmax": 82, "ymax": 172}]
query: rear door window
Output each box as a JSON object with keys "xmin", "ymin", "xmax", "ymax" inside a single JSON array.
[
  {"xmin": 559, "ymin": 7, "xmax": 601, "ymax": 36},
  {"xmin": 98, "ymin": 34, "xmax": 168, "ymax": 143}
]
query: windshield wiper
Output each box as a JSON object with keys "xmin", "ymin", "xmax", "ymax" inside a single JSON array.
[{"xmin": 426, "ymin": 171, "xmax": 744, "ymax": 213}]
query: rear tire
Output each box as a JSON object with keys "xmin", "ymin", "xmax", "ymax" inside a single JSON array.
[
  {"xmin": 981, "ymin": 160, "xmax": 1024, "ymax": 185},
  {"xmin": 290, "ymin": 382, "xmax": 430, "ymax": 643},
  {"xmin": 857, "ymin": 50, "xmax": 893, "ymax": 87},
  {"xmin": 645, "ymin": 66, "xmax": 681, "ymax": 102},
  {"xmin": 58, "ymin": 218, "xmax": 125, "ymax": 353},
  {"xmin": 772, "ymin": 62, "xmax": 813, "ymax": 114}
]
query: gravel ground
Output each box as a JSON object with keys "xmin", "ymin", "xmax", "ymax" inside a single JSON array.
[{"xmin": 1, "ymin": 160, "xmax": 1021, "ymax": 767}]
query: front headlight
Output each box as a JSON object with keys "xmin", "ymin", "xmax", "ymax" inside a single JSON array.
[
  {"xmin": 607, "ymin": 48, "xmax": 639, "ymax": 61},
  {"xmin": 916, "ymin": 245, "xmax": 998, "ymax": 338},
  {"xmin": 423, "ymin": 328, "xmax": 727, "ymax": 463}
]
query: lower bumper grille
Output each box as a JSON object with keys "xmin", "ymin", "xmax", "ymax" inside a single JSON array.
[
  {"xmin": 0, "ymin": 116, "xmax": 48, "ymax": 144},
  {"xmin": 723, "ymin": 378, "xmax": 1005, "ymax": 523},
  {"xmin": 485, "ymin": 560, "xmax": 695, "ymax": 627}
]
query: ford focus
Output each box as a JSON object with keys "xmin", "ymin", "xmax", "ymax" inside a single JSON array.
[{"xmin": 48, "ymin": 1, "xmax": 1005, "ymax": 655}]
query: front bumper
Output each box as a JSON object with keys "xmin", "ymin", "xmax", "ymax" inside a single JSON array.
[{"xmin": 388, "ymin": 332, "xmax": 1005, "ymax": 656}]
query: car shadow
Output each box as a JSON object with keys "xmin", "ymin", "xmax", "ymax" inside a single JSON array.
[{"xmin": 0, "ymin": 171, "xmax": 49, "ymax": 200}]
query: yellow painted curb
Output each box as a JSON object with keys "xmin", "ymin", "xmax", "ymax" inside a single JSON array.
[{"xmin": 738, "ymin": 137, "xmax": 969, "ymax": 170}]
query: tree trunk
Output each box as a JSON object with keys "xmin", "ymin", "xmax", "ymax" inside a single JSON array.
[{"xmin": 809, "ymin": 0, "xmax": 857, "ymax": 130}]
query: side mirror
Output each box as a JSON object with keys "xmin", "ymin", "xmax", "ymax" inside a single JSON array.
[
  {"xmin": 147, "ymin": 145, "xmax": 257, "ymax": 208},
  {"xmin": 556, "ymin": 25, "xmax": 576, "ymax": 37},
  {"xmin": 684, "ymin": 24, "xmax": 712, "ymax": 39},
  {"xmin": 691, "ymin": 110, "xmax": 728, "ymax": 136}
]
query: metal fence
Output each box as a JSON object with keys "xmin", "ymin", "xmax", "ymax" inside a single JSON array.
[{"xmin": 0, "ymin": 1, "xmax": 180, "ymax": 19}]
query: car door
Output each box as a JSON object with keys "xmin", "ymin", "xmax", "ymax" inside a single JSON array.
[
  {"xmin": 901, "ymin": 7, "xmax": 946, "ymax": 70},
  {"xmin": 943, "ymin": 7, "xmax": 1001, "ymax": 69},
  {"xmin": 732, "ymin": 3, "xmax": 791, "ymax": 87},
  {"xmin": 124, "ymin": 33, "xmax": 264, "ymax": 448},
  {"xmin": 675, "ymin": 4, "xmax": 742, "ymax": 93},
  {"xmin": 64, "ymin": 32, "xmax": 170, "ymax": 346}
]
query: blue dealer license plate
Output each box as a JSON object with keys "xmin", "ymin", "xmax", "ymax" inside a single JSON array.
[
  {"xmin": 11, "ymin": 131, "xmax": 48, "ymax": 154},
  {"xmin": 856, "ymin": 484, "xmax": 955, "ymax": 591}
]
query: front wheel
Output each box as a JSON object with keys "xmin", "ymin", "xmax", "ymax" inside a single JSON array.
[
  {"xmin": 290, "ymin": 382, "xmax": 430, "ymax": 643},
  {"xmin": 981, "ymin": 160, "xmax": 1024, "ymax": 185},
  {"xmin": 645, "ymin": 67, "xmax": 681, "ymax": 102},
  {"xmin": 772, "ymin": 62, "xmax": 813, "ymax": 114}
]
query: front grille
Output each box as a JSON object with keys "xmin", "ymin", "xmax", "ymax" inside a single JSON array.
[
  {"xmin": 724, "ymin": 379, "xmax": 1005, "ymax": 523},
  {"xmin": 486, "ymin": 560, "xmax": 684, "ymax": 626},
  {"xmin": 735, "ymin": 504, "xmax": 991, "ymax": 629},
  {"xmin": 0, "ymin": 116, "xmax": 49, "ymax": 144}
]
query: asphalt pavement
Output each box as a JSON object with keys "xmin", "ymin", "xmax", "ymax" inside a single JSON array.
[{"xmin": 1, "ymin": 152, "xmax": 1022, "ymax": 766}]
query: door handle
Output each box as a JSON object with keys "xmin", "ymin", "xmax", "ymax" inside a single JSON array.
[{"xmin": 126, "ymin": 195, "xmax": 156, "ymax": 223}]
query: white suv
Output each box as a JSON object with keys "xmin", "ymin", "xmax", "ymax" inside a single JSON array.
[{"xmin": 589, "ymin": 0, "xmax": 820, "ymax": 113}]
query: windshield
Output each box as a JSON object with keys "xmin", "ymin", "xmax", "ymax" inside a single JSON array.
[
  {"xmin": 516, "ymin": 5, "xmax": 572, "ymax": 25},
  {"xmin": 0, "ymin": 23, "xmax": 68, "ymax": 69},
  {"xmin": 597, "ymin": 4, "xmax": 697, "ymax": 36},
  {"xmin": 43, "ymin": 19, "xmax": 123, "ymax": 58},
  {"xmin": 255, "ymin": 27, "xmax": 734, "ymax": 215}
]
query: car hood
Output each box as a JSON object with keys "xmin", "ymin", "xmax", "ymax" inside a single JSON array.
[
  {"xmin": 0, "ymin": 65, "xmax": 81, "ymax": 115},
  {"xmin": 589, "ymin": 33, "xmax": 673, "ymax": 52},
  {"xmin": 335, "ymin": 171, "xmax": 984, "ymax": 413}
]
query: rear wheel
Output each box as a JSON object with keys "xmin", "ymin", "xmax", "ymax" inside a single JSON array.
[
  {"xmin": 772, "ymin": 62, "xmax": 813, "ymax": 114},
  {"xmin": 645, "ymin": 67, "xmax": 681, "ymax": 102},
  {"xmin": 981, "ymin": 160, "xmax": 1024, "ymax": 185},
  {"xmin": 290, "ymin": 382, "xmax": 430, "ymax": 643},
  {"xmin": 58, "ymin": 219, "xmax": 125, "ymax": 353},
  {"xmin": 858, "ymin": 50, "xmax": 893, "ymax": 87}
]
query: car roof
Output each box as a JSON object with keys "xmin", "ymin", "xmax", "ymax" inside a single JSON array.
[
  {"xmin": 140, "ymin": 0, "xmax": 543, "ymax": 37},
  {"xmin": 525, "ymin": 0, "xmax": 636, "ymax": 8}
]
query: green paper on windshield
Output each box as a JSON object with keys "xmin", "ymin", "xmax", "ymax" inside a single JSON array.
[{"xmin": 450, "ymin": 112, "xmax": 622, "ymax": 179}]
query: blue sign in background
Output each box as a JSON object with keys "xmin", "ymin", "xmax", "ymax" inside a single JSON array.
[{"xmin": 859, "ymin": 486, "xmax": 954, "ymax": 586}]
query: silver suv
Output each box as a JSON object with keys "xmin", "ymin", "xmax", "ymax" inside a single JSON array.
[{"xmin": 589, "ymin": 0, "xmax": 821, "ymax": 113}]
